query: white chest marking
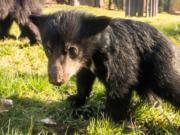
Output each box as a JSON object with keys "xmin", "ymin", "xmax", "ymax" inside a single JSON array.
[{"xmin": 89, "ymin": 59, "xmax": 96, "ymax": 74}]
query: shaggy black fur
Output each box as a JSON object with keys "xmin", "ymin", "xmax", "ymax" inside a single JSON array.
[
  {"xmin": 0, "ymin": 0, "xmax": 44, "ymax": 45},
  {"xmin": 30, "ymin": 10, "xmax": 180, "ymax": 122}
]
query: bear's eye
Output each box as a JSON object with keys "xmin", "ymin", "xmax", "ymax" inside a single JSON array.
[
  {"xmin": 44, "ymin": 47, "xmax": 51, "ymax": 57},
  {"xmin": 69, "ymin": 47, "xmax": 77, "ymax": 59}
]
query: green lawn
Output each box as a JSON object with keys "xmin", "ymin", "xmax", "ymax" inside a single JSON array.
[{"xmin": 0, "ymin": 6, "xmax": 180, "ymax": 135}]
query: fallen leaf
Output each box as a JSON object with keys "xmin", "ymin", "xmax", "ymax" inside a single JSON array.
[
  {"xmin": 0, "ymin": 99, "xmax": 13, "ymax": 113},
  {"xmin": 41, "ymin": 118, "xmax": 57, "ymax": 125}
]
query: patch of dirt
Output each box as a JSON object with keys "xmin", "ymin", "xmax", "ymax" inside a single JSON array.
[
  {"xmin": 54, "ymin": 121, "xmax": 76, "ymax": 135},
  {"xmin": 172, "ymin": 11, "xmax": 180, "ymax": 15},
  {"xmin": 44, "ymin": 0, "xmax": 59, "ymax": 7},
  {"xmin": 32, "ymin": 121, "xmax": 77, "ymax": 135}
]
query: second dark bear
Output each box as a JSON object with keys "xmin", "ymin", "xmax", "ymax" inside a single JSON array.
[
  {"xmin": 0, "ymin": 0, "xmax": 44, "ymax": 45},
  {"xmin": 30, "ymin": 10, "xmax": 180, "ymax": 122}
]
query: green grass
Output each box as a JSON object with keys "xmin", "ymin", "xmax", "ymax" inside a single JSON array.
[{"xmin": 1, "ymin": 6, "xmax": 180, "ymax": 135}]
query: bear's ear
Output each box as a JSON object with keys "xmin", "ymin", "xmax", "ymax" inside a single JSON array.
[
  {"xmin": 29, "ymin": 15, "xmax": 47, "ymax": 30},
  {"xmin": 81, "ymin": 16, "xmax": 111, "ymax": 37}
]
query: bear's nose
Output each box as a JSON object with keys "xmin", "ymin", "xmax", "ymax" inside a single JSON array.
[{"xmin": 49, "ymin": 77, "xmax": 63, "ymax": 85}]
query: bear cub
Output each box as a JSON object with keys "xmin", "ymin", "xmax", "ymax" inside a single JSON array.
[{"xmin": 30, "ymin": 10, "xmax": 180, "ymax": 122}]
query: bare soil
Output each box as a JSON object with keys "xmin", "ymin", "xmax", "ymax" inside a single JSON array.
[{"xmin": 45, "ymin": 0, "xmax": 59, "ymax": 7}]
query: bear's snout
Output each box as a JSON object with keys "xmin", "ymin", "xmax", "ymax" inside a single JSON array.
[{"xmin": 49, "ymin": 76, "xmax": 63, "ymax": 86}]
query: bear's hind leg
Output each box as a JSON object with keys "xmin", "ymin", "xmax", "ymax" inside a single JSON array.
[
  {"xmin": 106, "ymin": 88, "xmax": 132, "ymax": 122},
  {"xmin": 154, "ymin": 80, "xmax": 180, "ymax": 108},
  {"xmin": 136, "ymin": 87, "xmax": 161, "ymax": 107}
]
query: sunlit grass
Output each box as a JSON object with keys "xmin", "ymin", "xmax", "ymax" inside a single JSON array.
[{"xmin": 0, "ymin": 5, "xmax": 180, "ymax": 134}]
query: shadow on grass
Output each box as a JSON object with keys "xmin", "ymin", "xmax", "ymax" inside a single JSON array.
[
  {"xmin": 0, "ymin": 95, "xmax": 77, "ymax": 135},
  {"xmin": 1, "ymin": 94, "xmax": 180, "ymax": 134},
  {"xmin": 0, "ymin": 89, "xmax": 106, "ymax": 135}
]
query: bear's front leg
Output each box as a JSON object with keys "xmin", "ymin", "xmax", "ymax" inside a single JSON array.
[
  {"xmin": 106, "ymin": 89, "xmax": 132, "ymax": 122},
  {"xmin": 67, "ymin": 68, "xmax": 96, "ymax": 107}
]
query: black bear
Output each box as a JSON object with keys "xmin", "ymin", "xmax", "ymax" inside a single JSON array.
[
  {"xmin": 0, "ymin": 0, "xmax": 44, "ymax": 45},
  {"xmin": 30, "ymin": 10, "xmax": 180, "ymax": 122}
]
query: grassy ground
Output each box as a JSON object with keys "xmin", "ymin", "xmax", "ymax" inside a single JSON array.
[{"xmin": 1, "ymin": 6, "xmax": 180, "ymax": 135}]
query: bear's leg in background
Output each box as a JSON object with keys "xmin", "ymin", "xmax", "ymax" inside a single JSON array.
[
  {"xmin": 67, "ymin": 68, "xmax": 96, "ymax": 107},
  {"xmin": 19, "ymin": 21, "xmax": 41, "ymax": 45},
  {"xmin": 0, "ymin": 15, "xmax": 13, "ymax": 39},
  {"xmin": 136, "ymin": 86, "xmax": 162, "ymax": 107},
  {"xmin": 105, "ymin": 87, "xmax": 133, "ymax": 122},
  {"xmin": 152, "ymin": 80, "xmax": 180, "ymax": 108}
]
